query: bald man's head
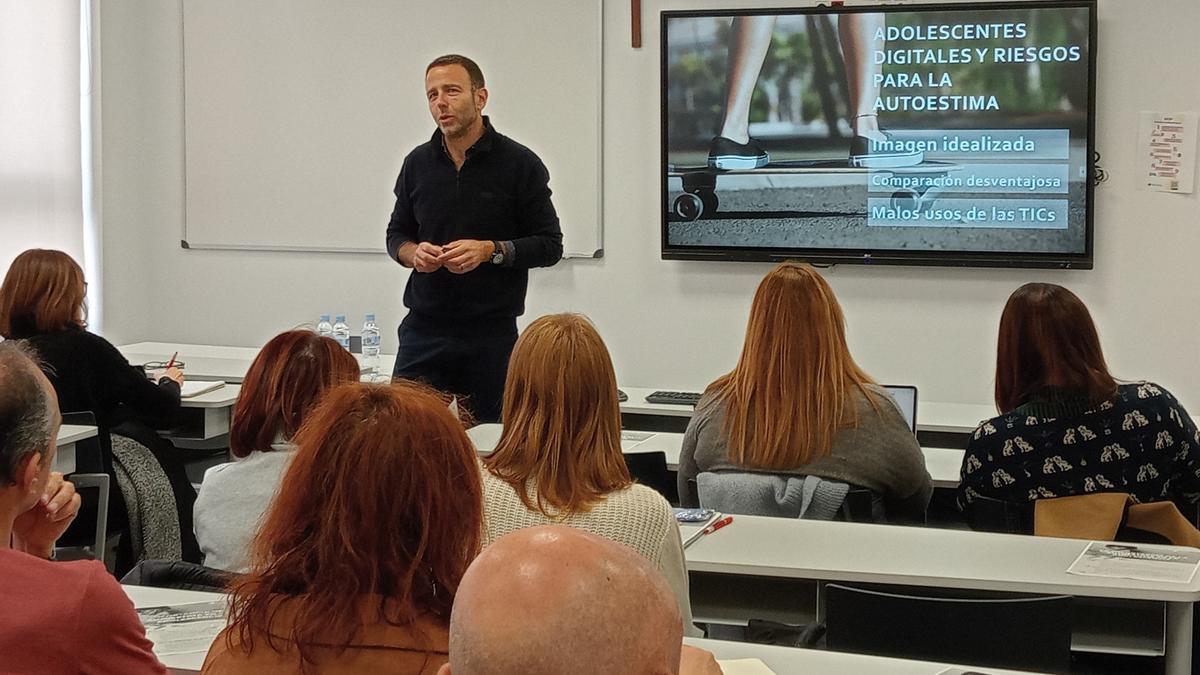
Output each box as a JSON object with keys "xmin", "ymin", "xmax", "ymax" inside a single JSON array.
[{"xmin": 443, "ymin": 525, "xmax": 684, "ymax": 675}]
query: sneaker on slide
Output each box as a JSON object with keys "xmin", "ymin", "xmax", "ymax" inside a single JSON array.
[
  {"xmin": 849, "ymin": 134, "xmax": 923, "ymax": 168},
  {"xmin": 707, "ymin": 136, "xmax": 769, "ymax": 170}
]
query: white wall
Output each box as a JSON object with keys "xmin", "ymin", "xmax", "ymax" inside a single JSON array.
[{"xmin": 98, "ymin": 0, "xmax": 1200, "ymax": 410}]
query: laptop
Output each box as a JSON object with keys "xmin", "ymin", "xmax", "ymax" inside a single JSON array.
[{"xmin": 882, "ymin": 384, "xmax": 918, "ymax": 434}]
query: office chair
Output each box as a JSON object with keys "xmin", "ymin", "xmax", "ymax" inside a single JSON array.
[
  {"xmin": 55, "ymin": 411, "xmax": 118, "ymax": 569},
  {"xmin": 963, "ymin": 493, "xmax": 1034, "ymax": 534},
  {"xmin": 121, "ymin": 559, "xmax": 238, "ymax": 593},
  {"xmin": 825, "ymin": 583, "xmax": 1073, "ymax": 673},
  {"xmin": 624, "ymin": 451, "xmax": 677, "ymax": 504}
]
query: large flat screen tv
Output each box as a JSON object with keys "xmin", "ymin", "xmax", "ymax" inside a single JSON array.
[{"xmin": 661, "ymin": 1, "xmax": 1096, "ymax": 268}]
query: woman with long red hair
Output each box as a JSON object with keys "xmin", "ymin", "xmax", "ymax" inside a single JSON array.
[
  {"xmin": 203, "ymin": 380, "xmax": 482, "ymax": 673},
  {"xmin": 677, "ymin": 262, "xmax": 931, "ymax": 521},
  {"xmin": 193, "ymin": 330, "xmax": 359, "ymax": 572},
  {"xmin": 957, "ymin": 283, "xmax": 1200, "ymax": 514}
]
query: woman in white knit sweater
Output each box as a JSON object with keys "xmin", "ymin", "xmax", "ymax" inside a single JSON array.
[{"xmin": 480, "ymin": 313, "xmax": 698, "ymax": 636}]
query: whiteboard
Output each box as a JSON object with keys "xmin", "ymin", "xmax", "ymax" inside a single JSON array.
[{"xmin": 181, "ymin": 0, "xmax": 603, "ymax": 257}]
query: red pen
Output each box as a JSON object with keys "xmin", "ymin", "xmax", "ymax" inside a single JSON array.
[
  {"xmin": 165, "ymin": 351, "xmax": 178, "ymax": 369},
  {"xmin": 703, "ymin": 515, "xmax": 734, "ymax": 536}
]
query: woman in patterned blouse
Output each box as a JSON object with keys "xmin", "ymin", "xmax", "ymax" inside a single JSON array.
[{"xmin": 957, "ymin": 282, "xmax": 1200, "ymax": 515}]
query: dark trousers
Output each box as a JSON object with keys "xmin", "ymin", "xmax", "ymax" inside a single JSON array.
[{"xmin": 392, "ymin": 314, "xmax": 517, "ymax": 423}]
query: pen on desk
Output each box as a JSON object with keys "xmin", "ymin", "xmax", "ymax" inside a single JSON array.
[
  {"xmin": 703, "ymin": 515, "xmax": 734, "ymax": 536},
  {"xmin": 165, "ymin": 351, "xmax": 178, "ymax": 370}
]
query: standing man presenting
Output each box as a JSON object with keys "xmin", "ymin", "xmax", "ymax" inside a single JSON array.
[{"xmin": 387, "ymin": 54, "xmax": 563, "ymax": 422}]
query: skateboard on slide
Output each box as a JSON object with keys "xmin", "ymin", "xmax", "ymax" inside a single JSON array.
[{"xmin": 667, "ymin": 159, "xmax": 962, "ymax": 222}]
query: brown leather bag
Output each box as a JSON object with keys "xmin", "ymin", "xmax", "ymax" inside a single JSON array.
[{"xmin": 1034, "ymin": 493, "xmax": 1200, "ymax": 547}]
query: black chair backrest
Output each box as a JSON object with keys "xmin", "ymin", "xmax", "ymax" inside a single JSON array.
[
  {"xmin": 825, "ymin": 583, "xmax": 1072, "ymax": 673},
  {"xmin": 56, "ymin": 410, "xmax": 124, "ymax": 552},
  {"xmin": 838, "ymin": 486, "xmax": 881, "ymax": 523},
  {"xmin": 964, "ymin": 493, "xmax": 1034, "ymax": 534},
  {"xmin": 61, "ymin": 410, "xmax": 106, "ymax": 475},
  {"xmin": 121, "ymin": 560, "xmax": 238, "ymax": 593},
  {"xmin": 624, "ymin": 451, "xmax": 677, "ymax": 504}
]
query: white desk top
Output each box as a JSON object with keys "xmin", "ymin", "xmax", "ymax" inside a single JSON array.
[
  {"xmin": 54, "ymin": 424, "xmax": 94, "ymax": 474},
  {"xmin": 923, "ymin": 446, "xmax": 965, "ymax": 489},
  {"xmin": 686, "ymin": 637, "xmax": 1037, "ymax": 675},
  {"xmin": 467, "ymin": 423, "xmax": 686, "ymax": 467},
  {"xmin": 468, "ymin": 423, "xmax": 964, "ymax": 488},
  {"xmin": 684, "ymin": 514, "xmax": 1200, "ymax": 603},
  {"xmin": 121, "ymin": 585, "xmax": 1039, "ymax": 675},
  {"xmin": 121, "ymin": 344, "xmax": 997, "ymax": 433},
  {"xmin": 179, "ymin": 383, "xmax": 241, "ymax": 409},
  {"xmin": 619, "ymin": 386, "xmax": 995, "ymax": 435},
  {"xmin": 119, "ymin": 341, "xmax": 393, "ymax": 384}
]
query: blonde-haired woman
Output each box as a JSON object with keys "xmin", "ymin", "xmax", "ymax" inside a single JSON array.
[
  {"xmin": 481, "ymin": 313, "xmax": 698, "ymax": 635},
  {"xmin": 677, "ymin": 262, "xmax": 931, "ymax": 521}
]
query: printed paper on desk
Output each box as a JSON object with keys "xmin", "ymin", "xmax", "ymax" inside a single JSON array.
[
  {"xmin": 138, "ymin": 601, "xmax": 226, "ymax": 655},
  {"xmin": 716, "ymin": 659, "xmax": 777, "ymax": 675},
  {"xmin": 1067, "ymin": 541, "xmax": 1200, "ymax": 584}
]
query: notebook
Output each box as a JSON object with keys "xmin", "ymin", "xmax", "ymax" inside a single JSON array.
[
  {"xmin": 180, "ymin": 381, "xmax": 226, "ymax": 399},
  {"xmin": 882, "ymin": 384, "xmax": 918, "ymax": 434}
]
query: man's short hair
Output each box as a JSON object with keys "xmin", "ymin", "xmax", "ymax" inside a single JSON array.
[
  {"xmin": 426, "ymin": 54, "xmax": 485, "ymax": 90},
  {"xmin": 0, "ymin": 342, "xmax": 52, "ymax": 485}
]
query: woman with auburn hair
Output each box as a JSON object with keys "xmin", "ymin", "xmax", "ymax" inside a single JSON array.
[
  {"xmin": 677, "ymin": 262, "xmax": 931, "ymax": 521},
  {"xmin": 203, "ymin": 380, "xmax": 482, "ymax": 674},
  {"xmin": 957, "ymin": 283, "xmax": 1200, "ymax": 513},
  {"xmin": 0, "ymin": 248, "xmax": 201, "ymax": 564},
  {"xmin": 193, "ymin": 330, "xmax": 359, "ymax": 572},
  {"xmin": 481, "ymin": 313, "xmax": 698, "ymax": 636}
]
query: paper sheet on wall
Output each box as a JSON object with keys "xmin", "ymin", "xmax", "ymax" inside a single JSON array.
[
  {"xmin": 1137, "ymin": 111, "xmax": 1198, "ymax": 193},
  {"xmin": 1066, "ymin": 541, "xmax": 1200, "ymax": 584}
]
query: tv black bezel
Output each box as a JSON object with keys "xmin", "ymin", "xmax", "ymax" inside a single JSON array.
[{"xmin": 659, "ymin": 0, "xmax": 1098, "ymax": 270}]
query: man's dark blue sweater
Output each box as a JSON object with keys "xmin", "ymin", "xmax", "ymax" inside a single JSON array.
[{"xmin": 386, "ymin": 118, "xmax": 563, "ymax": 324}]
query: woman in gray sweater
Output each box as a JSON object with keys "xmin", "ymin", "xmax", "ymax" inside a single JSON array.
[
  {"xmin": 677, "ymin": 263, "xmax": 931, "ymax": 522},
  {"xmin": 193, "ymin": 330, "xmax": 359, "ymax": 571}
]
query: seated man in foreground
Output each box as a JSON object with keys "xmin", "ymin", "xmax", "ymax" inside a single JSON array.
[
  {"xmin": 0, "ymin": 342, "xmax": 165, "ymax": 673},
  {"xmin": 439, "ymin": 524, "xmax": 719, "ymax": 675}
]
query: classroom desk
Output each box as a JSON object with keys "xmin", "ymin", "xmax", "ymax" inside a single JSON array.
[
  {"xmin": 55, "ymin": 423, "xmax": 96, "ymax": 474},
  {"xmin": 466, "ymin": 423, "xmax": 686, "ymax": 467},
  {"xmin": 174, "ymin": 384, "xmax": 241, "ymax": 441},
  {"xmin": 121, "ymin": 344, "xmax": 997, "ymax": 435},
  {"xmin": 685, "ymin": 637, "xmax": 1037, "ymax": 675},
  {"xmin": 618, "ymin": 386, "xmax": 995, "ymax": 435},
  {"xmin": 119, "ymin": 341, "xmax": 393, "ymax": 382},
  {"xmin": 120, "ymin": 585, "xmax": 1037, "ymax": 675},
  {"xmin": 467, "ymin": 423, "xmax": 964, "ymax": 488},
  {"xmin": 683, "ymin": 514, "xmax": 1200, "ymax": 674}
]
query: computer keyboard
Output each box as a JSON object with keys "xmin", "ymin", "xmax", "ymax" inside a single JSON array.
[{"xmin": 644, "ymin": 390, "xmax": 702, "ymax": 406}]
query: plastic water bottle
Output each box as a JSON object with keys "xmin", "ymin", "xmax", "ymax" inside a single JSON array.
[
  {"xmin": 316, "ymin": 314, "xmax": 333, "ymax": 339},
  {"xmin": 361, "ymin": 314, "xmax": 381, "ymax": 374},
  {"xmin": 332, "ymin": 315, "xmax": 351, "ymax": 351}
]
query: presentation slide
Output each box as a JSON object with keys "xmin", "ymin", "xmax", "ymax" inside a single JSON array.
[{"xmin": 662, "ymin": 2, "xmax": 1094, "ymax": 265}]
